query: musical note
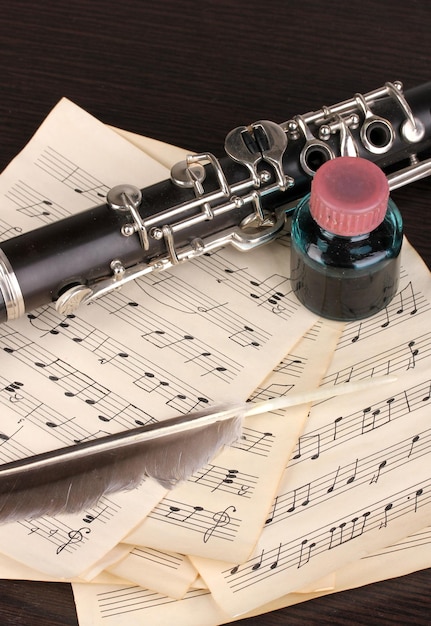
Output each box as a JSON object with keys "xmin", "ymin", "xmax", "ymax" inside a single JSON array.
[
  {"xmin": 237, "ymin": 428, "xmax": 274, "ymax": 455},
  {"xmin": 251, "ymin": 549, "xmax": 264, "ymax": 570},
  {"xmin": 370, "ymin": 460, "xmax": 387, "ymax": 484},
  {"xmin": 287, "ymin": 483, "xmax": 311, "ymax": 513},
  {"xmin": 292, "ymin": 433, "xmax": 320, "ymax": 461},
  {"xmin": 407, "ymin": 340, "xmax": 419, "ymax": 369},
  {"xmin": 45, "ymin": 416, "xmax": 77, "ymax": 430},
  {"xmin": 270, "ymin": 543, "xmax": 282, "ymax": 570},
  {"xmin": 346, "ymin": 458, "xmax": 358, "ymax": 485},
  {"xmin": 361, "ymin": 399, "xmax": 393, "ymax": 434},
  {"xmin": 413, "ymin": 488, "xmax": 423, "ymax": 512},
  {"xmin": 297, "ymin": 538, "xmax": 316, "ymax": 568},
  {"xmin": 229, "ymin": 325, "xmax": 260, "ymax": 348},
  {"xmin": 35, "ymin": 147, "xmax": 109, "ymax": 202},
  {"xmin": 0, "ymin": 220, "xmax": 22, "ymax": 242},
  {"xmin": 6, "ymin": 180, "xmax": 71, "ymax": 224},
  {"xmin": 82, "ymin": 505, "xmax": 108, "ymax": 524},
  {"xmin": 333, "ymin": 416, "xmax": 343, "ymax": 440},
  {"xmin": 217, "ymin": 266, "xmax": 248, "ymax": 283},
  {"xmin": 329, "ymin": 511, "xmax": 370, "ymax": 548},
  {"xmin": 327, "ymin": 466, "xmax": 340, "ymax": 494},
  {"xmin": 397, "ymin": 281, "xmax": 418, "ymax": 316},
  {"xmin": 351, "ymin": 322, "xmax": 362, "ymax": 343},
  {"xmin": 249, "ymin": 273, "xmax": 291, "ymax": 314},
  {"xmin": 379, "ymin": 503, "xmax": 393, "ymax": 529},
  {"xmin": 408, "ymin": 434, "xmax": 420, "ymax": 458},
  {"xmin": 265, "ymin": 496, "xmax": 279, "ymax": 525},
  {"xmin": 4, "ymin": 381, "xmax": 24, "ymax": 402}
]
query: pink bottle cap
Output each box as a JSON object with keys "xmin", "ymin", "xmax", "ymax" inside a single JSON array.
[{"xmin": 310, "ymin": 157, "xmax": 389, "ymax": 236}]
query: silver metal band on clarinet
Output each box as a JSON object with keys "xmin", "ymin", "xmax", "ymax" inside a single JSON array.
[{"xmin": 0, "ymin": 249, "xmax": 25, "ymax": 321}]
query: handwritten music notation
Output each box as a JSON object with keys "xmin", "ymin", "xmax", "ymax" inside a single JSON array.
[
  {"xmin": 262, "ymin": 421, "xmax": 430, "ymax": 527},
  {"xmin": 123, "ymin": 321, "xmax": 338, "ymax": 564},
  {"xmin": 222, "ymin": 477, "xmax": 430, "ymax": 593},
  {"xmin": 19, "ymin": 498, "xmax": 119, "ymax": 557},
  {"xmin": 0, "ymin": 98, "xmax": 318, "ymax": 582},
  {"xmin": 337, "ymin": 273, "xmax": 428, "ymax": 350},
  {"xmin": 147, "ymin": 498, "xmax": 240, "ymax": 544},
  {"xmin": 136, "ymin": 272, "xmax": 272, "ymax": 349},
  {"xmin": 323, "ymin": 332, "xmax": 431, "ymax": 385},
  {"xmin": 35, "ymin": 146, "xmax": 110, "ymax": 204},
  {"xmin": 5, "ymin": 180, "xmax": 71, "ymax": 225},
  {"xmin": 93, "ymin": 291, "xmax": 243, "ymax": 384},
  {"xmin": 0, "ymin": 217, "xmax": 22, "ymax": 242},
  {"xmin": 0, "ymin": 325, "xmax": 157, "ymax": 435},
  {"xmin": 288, "ymin": 377, "xmax": 431, "ymax": 465},
  {"xmin": 19, "ymin": 308, "xmax": 214, "ymax": 415},
  {"xmin": 189, "ymin": 245, "xmax": 299, "ymax": 320}
]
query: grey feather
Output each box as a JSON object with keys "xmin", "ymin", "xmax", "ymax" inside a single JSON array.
[
  {"xmin": 0, "ymin": 375, "xmax": 395, "ymax": 523},
  {"xmin": 0, "ymin": 406, "xmax": 244, "ymax": 523}
]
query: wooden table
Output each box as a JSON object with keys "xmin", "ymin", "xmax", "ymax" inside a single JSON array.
[{"xmin": 0, "ymin": 1, "xmax": 430, "ymax": 624}]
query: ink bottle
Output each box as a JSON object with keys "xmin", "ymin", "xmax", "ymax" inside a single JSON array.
[{"xmin": 290, "ymin": 157, "xmax": 403, "ymax": 321}]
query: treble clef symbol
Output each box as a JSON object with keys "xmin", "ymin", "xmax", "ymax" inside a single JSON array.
[
  {"xmin": 56, "ymin": 527, "xmax": 91, "ymax": 554},
  {"xmin": 203, "ymin": 505, "xmax": 236, "ymax": 543}
]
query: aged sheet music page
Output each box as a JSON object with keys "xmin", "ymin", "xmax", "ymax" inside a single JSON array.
[
  {"xmin": 0, "ymin": 99, "xmax": 317, "ymax": 578},
  {"xmin": 72, "ymin": 239, "xmax": 431, "ymax": 624}
]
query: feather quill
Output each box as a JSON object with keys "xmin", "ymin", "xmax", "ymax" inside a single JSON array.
[{"xmin": 0, "ymin": 375, "xmax": 395, "ymax": 522}]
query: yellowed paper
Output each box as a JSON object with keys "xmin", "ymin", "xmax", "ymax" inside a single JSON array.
[
  {"xmin": 0, "ymin": 99, "xmax": 316, "ymax": 578},
  {"xmin": 190, "ymin": 240, "xmax": 431, "ymax": 616},
  {"xmin": 107, "ymin": 547, "xmax": 198, "ymax": 600},
  {"xmin": 124, "ymin": 321, "xmax": 341, "ymax": 564}
]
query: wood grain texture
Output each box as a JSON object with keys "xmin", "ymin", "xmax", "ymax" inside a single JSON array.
[{"xmin": 0, "ymin": 1, "xmax": 430, "ymax": 624}]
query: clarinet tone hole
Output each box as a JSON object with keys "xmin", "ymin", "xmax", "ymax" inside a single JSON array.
[
  {"xmin": 302, "ymin": 144, "xmax": 333, "ymax": 175},
  {"xmin": 362, "ymin": 120, "xmax": 394, "ymax": 154}
]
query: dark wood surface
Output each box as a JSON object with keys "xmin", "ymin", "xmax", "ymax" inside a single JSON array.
[{"xmin": 1, "ymin": 1, "xmax": 430, "ymax": 624}]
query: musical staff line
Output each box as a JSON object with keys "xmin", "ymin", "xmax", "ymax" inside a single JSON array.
[
  {"xmin": 189, "ymin": 251, "xmax": 298, "ymax": 319},
  {"xmin": 324, "ymin": 332, "xmax": 431, "ymax": 385},
  {"xmin": 35, "ymin": 146, "xmax": 109, "ymax": 203},
  {"xmin": 18, "ymin": 497, "xmax": 119, "ymax": 556},
  {"xmin": 128, "ymin": 547, "xmax": 185, "ymax": 571},
  {"xmin": 338, "ymin": 277, "xmax": 429, "ymax": 349},
  {"xmin": 233, "ymin": 426, "xmax": 275, "ymax": 457},
  {"xmin": 5, "ymin": 180, "xmax": 71, "ymax": 224},
  {"xmin": 0, "ymin": 325, "xmax": 158, "ymax": 431},
  {"xmin": 290, "ymin": 378, "xmax": 431, "ymax": 464},
  {"xmin": 265, "ymin": 426, "xmax": 431, "ymax": 525},
  {"xmin": 96, "ymin": 587, "xmax": 209, "ymax": 619},
  {"xmin": 191, "ymin": 464, "xmax": 258, "ymax": 497},
  {"xmin": 136, "ymin": 274, "xmax": 272, "ymax": 348},
  {"xmin": 21, "ymin": 310, "xmax": 213, "ymax": 414},
  {"xmin": 223, "ymin": 477, "xmax": 431, "ymax": 593},
  {"xmin": 147, "ymin": 498, "xmax": 240, "ymax": 544},
  {"xmin": 94, "ymin": 291, "xmax": 242, "ymax": 383},
  {"xmin": 0, "ymin": 216, "xmax": 22, "ymax": 242}
]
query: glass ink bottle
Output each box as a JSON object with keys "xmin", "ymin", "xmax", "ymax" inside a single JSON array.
[{"xmin": 290, "ymin": 157, "xmax": 403, "ymax": 321}]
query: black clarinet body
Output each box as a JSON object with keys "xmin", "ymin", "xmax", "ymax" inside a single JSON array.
[{"xmin": 1, "ymin": 80, "xmax": 431, "ymax": 323}]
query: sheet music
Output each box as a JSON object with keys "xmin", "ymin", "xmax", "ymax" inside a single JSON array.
[
  {"xmin": 72, "ymin": 529, "xmax": 431, "ymax": 626},
  {"xmin": 73, "ymin": 239, "xmax": 431, "ymax": 620},
  {"xmin": 188, "ymin": 239, "xmax": 431, "ymax": 617},
  {"xmin": 107, "ymin": 547, "xmax": 199, "ymax": 600},
  {"xmin": 0, "ymin": 100, "xmax": 316, "ymax": 578},
  {"xmin": 122, "ymin": 320, "xmax": 340, "ymax": 566}
]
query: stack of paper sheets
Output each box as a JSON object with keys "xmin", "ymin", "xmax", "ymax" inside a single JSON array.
[{"xmin": 0, "ymin": 100, "xmax": 429, "ymax": 625}]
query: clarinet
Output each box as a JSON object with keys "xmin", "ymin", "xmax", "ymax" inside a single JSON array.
[{"xmin": 1, "ymin": 80, "xmax": 431, "ymax": 324}]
